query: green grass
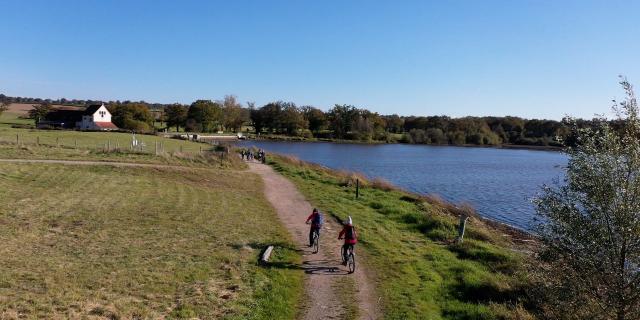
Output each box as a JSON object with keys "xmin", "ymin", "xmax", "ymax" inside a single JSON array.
[
  {"xmin": 268, "ymin": 156, "xmax": 534, "ymax": 320},
  {"xmin": 0, "ymin": 112, "xmax": 33, "ymax": 127},
  {"xmin": 0, "ymin": 143, "xmax": 245, "ymax": 170},
  {"xmin": 0, "ymin": 126, "xmax": 209, "ymax": 154},
  {"xmin": 0, "ymin": 163, "xmax": 302, "ymax": 319}
]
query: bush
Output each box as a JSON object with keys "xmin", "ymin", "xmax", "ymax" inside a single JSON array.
[
  {"xmin": 123, "ymin": 119, "xmax": 152, "ymax": 132},
  {"xmin": 300, "ymin": 130, "xmax": 314, "ymax": 139}
]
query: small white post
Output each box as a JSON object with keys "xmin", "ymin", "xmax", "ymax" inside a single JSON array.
[
  {"xmin": 261, "ymin": 245, "xmax": 274, "ymax": 263},
  {"xmin": 456, "ymin": 214, "xmax": 470, "ymax": 243}
]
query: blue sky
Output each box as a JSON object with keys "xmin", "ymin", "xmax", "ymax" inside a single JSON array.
[{"xmin": 1, "ymin": 1, "xmax": 638, "ymax": 119}]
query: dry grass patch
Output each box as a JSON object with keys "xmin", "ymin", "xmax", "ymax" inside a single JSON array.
[{"xmin": 0, "ymin": 163, "xmax": 301, "ymax": 319}]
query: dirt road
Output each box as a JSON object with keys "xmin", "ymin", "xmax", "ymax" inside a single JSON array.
[{"xmin": 248, "ymin": 162, "xmax": 379, "ymax": 320}]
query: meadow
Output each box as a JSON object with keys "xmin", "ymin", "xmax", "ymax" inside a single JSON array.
[
  {"xmin": 269, "ymin": 155, "xmax": 535, "ymax": 320},
  {"xmin": 0, "ymin": 161, "xmax": 303, "ymax": 319},
  {"xmin": 0, "ymin": 111, "xmax": 237, "ymax": 168}
]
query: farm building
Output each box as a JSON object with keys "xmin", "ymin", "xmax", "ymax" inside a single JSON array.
[{"xmin": 38, "ymin": 103, "xmax": 118, "ymax": 131}]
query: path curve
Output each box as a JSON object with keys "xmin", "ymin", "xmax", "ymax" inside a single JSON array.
[{"xmin": 248, "ymin": 162, "xmax": 379, "ymax": 320}]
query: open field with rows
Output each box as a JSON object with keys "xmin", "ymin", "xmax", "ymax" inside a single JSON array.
[{"xmin": 0, "ymin": 163, "xmax": 302, "ymax": 319}]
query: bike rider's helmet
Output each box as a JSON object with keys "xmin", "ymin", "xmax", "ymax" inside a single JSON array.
[
  {"xmin": 346, "ymin": 216, "xmax": 353, "ymax": 226},
  {"xmin": 313, "ymin": 208, "xmax": 318, "ymax": 213}
]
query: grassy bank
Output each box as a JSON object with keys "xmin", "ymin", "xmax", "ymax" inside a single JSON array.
[
  {"xmin": 0, "ymin": 162, "xmax": 303, "ymax": 319},
  {"xmin": 269, "ymin": 155, "xmax": 534, "ymax": 320}
]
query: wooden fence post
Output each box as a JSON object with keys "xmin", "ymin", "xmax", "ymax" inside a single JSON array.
[
  {"xmin": 456, "ymin": 214, "xmax": 470, "ymax": 243},
  {"xmin": 108, "ymin": 140, "xmax": 111, "ymax": 151},
  {"xmin": 36, "ymin": 136, "xmax": 40, "ymax": 145},
  {"xmin": 16, "ymin": 134, "xmax": 19, "ymax": 145},
  {"xmin": 56, "ymin": 137, "xmax": 59, "ymax": 147},
  {"xmin": 356, "ymin": 179, "xmax": 360, "ymax": 199},
  {"xmin": 180, "ymin": 145, "xmax": 183, "ymax": 153},
  {"xmin": 155, "ymin": 141, "xmax": 158, "ymax": 155}
]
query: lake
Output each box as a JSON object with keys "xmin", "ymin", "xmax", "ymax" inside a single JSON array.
[{"xmin": 237, "ymin": 140, "xmax": 567, "ymax": 231}]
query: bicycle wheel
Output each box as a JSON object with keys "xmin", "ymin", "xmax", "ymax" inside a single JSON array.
[
  {"xmin": 312, "ymin": 232, "xmax": 319, "ymax": 253},
  {"xmin": 341, "ymin": 246, "xmax": 346, "ymax": 264},
  {"xmin": 348, "ymin": 251, "xmax": 356, "ymax": 274}
]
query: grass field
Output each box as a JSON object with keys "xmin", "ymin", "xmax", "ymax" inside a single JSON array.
[
  {"xmin": 0, "ymin": 163, "xmax": 303, "ymax": 319},
  {"xmin": 0, "ymin": 110, "xmax": 214, "ymax": 155},
  {"xmin": 0, "ymin": 143, "xmax": 245, "ymax": 170},
  {"xmin": 269, "ymin": 155, "xmax": 534, "ymax": 320},
  {"xmin": 0, "ymin": 112, "xmax": 33, "ymax": 127},
  {"xmin": 0, "ymin": 127, "xmax": 208, "ymax": 154}
]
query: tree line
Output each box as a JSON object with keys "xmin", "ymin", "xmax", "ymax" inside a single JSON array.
[
  {"xmin": 249, "ymin": 102, "xmax": 571, "ymax": 147},
  {"xmin": 3, "ymin": 93, "xmax": 576, "ymax": 146}
]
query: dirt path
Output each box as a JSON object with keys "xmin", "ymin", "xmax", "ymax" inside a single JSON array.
[{"xmin": 248, "ymin": 162, "xmax": 379, "ymax": 320}]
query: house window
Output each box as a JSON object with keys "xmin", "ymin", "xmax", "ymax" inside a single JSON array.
[{"xmin": 99, "ymin": 111, "xmax": 106, "ymax": 118}]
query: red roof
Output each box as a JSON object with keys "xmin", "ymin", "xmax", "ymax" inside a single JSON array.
[{"xmin": 94, "ymin": 122, "xmax": 118, "ymax": 129}]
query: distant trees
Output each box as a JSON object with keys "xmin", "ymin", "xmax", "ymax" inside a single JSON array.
[
  {"xmin": 398, "ymin": 115, "xmax": 563, "ymax": 146},
  {"xmin": 186, "ymin": 100, "xmax": 222, "ymax": 132},
  {"xmin": 280, "ymin": 103, "xmax": 307, "ymax": 135},
  {"xmin": 301, "ymin": 106, "xmax": 328, "ymax": 134},
  {"xmin": 383, "ymin": 114, "xmax": 404, "ymax": 133},
  {"xmin": 222, "ymin": 95, "xmax": 248, "ymax": 132},
  {"xmin": 28, "ymin": 102, "xmax": 52, "ymax": 124},
  {"xmin": 250, "ymin": 101, "xmax": 307, "ymax": 135},
  {"xmin": 0, "ymin": 101, "xmax": 8, "ymax": 117},
  {"xmin": 249, "ymin": 102, "xmax": 266, "ymax": 135},
  {"xmin": 327, "ymin": 104, "xmax": 358, "ymax": 139},
  {"xmin": 0, "ymin": 93, "xmax": 575, "ymax": 146},
  {"xmin": 533, "ymin": 79, "xmax": 640, "ymax": 320},
  {"xmin": 108, "ymin": 102, "xmax": 154, "ymax": 132},
  {"xmin": 164, "ymin": 103, "xmax": 188, "ymax": 132}
]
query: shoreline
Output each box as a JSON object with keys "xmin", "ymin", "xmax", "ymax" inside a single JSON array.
[
  {"xmin": 245, "ymin": 135, "xmax": 564, "ymax": 152},
  {"xmin": 261, "ymin": 151, "xmax": 539, "ymax": 240}
]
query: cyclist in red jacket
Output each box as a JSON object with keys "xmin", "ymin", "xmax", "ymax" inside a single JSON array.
[
  {"xmin": 305, "ymin": 208, "xmax": 323, "ymax": 247},
  {"xmin": 338, "ymin": 216, "xmax": 357, "ymax": 265}
]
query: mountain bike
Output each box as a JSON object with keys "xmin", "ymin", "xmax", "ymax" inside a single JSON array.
[
  {"xmin": 341, "ymin": 245, "xmax": 356, "ymax": 274},
  {"xmin": 312, "ymin": 229, "xmax": 320, "ymax": 254}
]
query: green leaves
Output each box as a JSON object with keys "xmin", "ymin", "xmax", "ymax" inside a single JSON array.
[{"xmin": 535, "ymin": 79, "xmax": 640, "ymax": 320}]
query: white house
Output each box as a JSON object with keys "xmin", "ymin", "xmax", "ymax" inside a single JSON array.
[{"xmin": 77, "ymin": 103, "xmax": 118, "ymax": 131}]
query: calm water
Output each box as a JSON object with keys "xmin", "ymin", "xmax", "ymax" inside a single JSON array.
[{"xmin": 237, "ymin": 141, "xmax": 567, "ymax": 231}]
